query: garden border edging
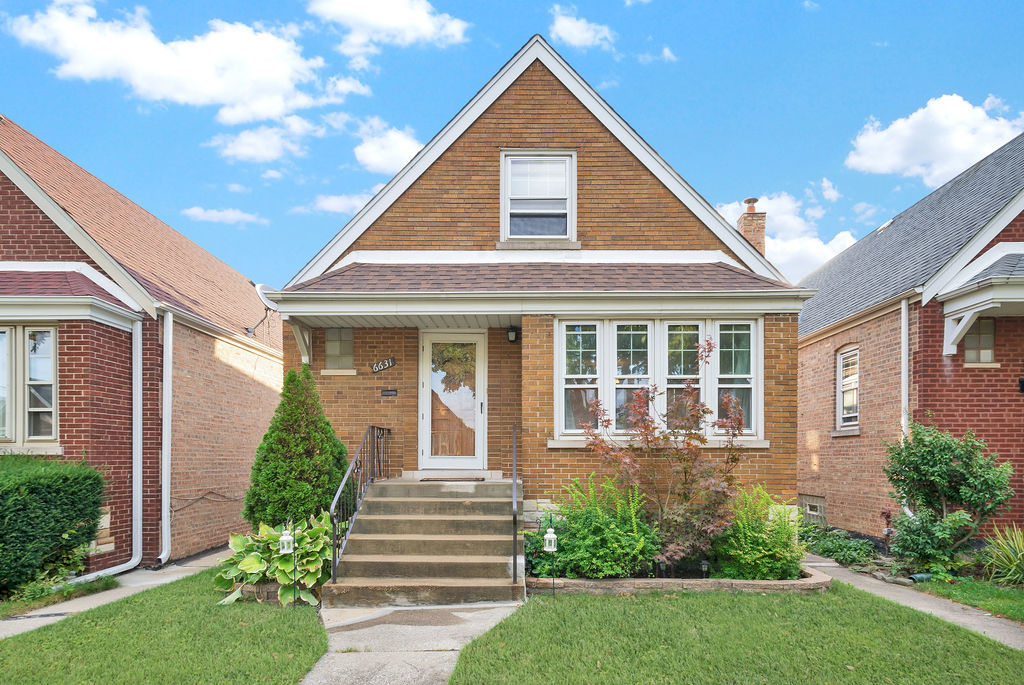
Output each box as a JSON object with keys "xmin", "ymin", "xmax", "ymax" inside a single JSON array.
[{"xmin": 524, "ymin": 565, "xmax": 831, "ymax": 595}]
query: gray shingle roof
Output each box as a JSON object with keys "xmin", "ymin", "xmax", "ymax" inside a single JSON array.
[
  {"xmin": 964, "ymin": 253, "xmax": 1024, "ymax": 286},
  {"xmin": 799, "ymin": 132, "xmax": 1024, "ymax": 337}
]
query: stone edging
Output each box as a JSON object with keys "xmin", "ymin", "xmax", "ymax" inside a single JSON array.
[{"xmin": 524, "ymin": 565, "xmax": 831, "ymax": 595}]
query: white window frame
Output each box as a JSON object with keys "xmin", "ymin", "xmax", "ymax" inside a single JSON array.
[
  {"xmin": 0, "ymin": 326, "xmax": 11, "ymax": 441},
  {"xmin": 554, "ymin": 318, "xmax": 762, "ymax": 439},
  {"xmin": 611, "ymin": 321, "xmax": 652, "ymax": 431},
  {"xmin": 0, "ymin": 325, "xmax": 59, "ymax": 445},
  {"xmin": 836, "ymin": 347, "xmax": 859, "ymax": 429},
  {"xmin": 499, "ymin": 149, "xmax": 577, "ymax": 242}
]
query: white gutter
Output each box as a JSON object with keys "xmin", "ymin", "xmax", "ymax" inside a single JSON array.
[
  {"xmin": 900, "ymin": 298, "xmax": 909, "ymax": 436},
  {"xmin": 71, "ymin": 319, "xmax": 144, "ymax": 582},
  {"xmin": 157, "ymin": 310, "xmax": 173, "ymax": 565}
]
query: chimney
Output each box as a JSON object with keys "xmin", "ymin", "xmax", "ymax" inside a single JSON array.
[{"xmin": 736, "ymin": 197, "xmax": 766, "ymax": 256}]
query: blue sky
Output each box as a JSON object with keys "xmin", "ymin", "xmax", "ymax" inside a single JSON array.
[{"xmin": 2, "ymin": 1, "xmax": 1022, "ymax": 286}]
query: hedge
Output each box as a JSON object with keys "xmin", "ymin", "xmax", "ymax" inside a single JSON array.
[{"xmin": 0, "ymin": 455, "xmax": 105, "ymax": 593}]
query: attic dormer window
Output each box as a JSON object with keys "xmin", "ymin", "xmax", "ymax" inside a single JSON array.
[{"xmin": 501, "ymin": 150, "xmax": 576, "ymax": 241}]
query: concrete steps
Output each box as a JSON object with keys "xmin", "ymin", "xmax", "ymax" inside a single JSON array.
[{"xmin": 323, "ymin": 477, "xmax": 524, "ymax": 608}]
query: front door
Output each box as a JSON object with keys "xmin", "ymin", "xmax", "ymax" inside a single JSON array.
[{"xmin": 419, "ymin": 333, "xmax": 487, "ymax": 469}]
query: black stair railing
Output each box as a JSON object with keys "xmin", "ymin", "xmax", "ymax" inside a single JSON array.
[
  {"xmin": 512, "ymin": 424, "xmax": 520, "ymax": 586},
  {"xmin": 330, "ymin": 425, "xmax": 391, "ymax": 583}
]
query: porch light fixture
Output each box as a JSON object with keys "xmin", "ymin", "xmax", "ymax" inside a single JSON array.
[
  {"xmin": 507, "ymin": 326, "xmax": 520, "ymax": 344},
  {"xmin": 700, "ymin": 559, "xmax": 710, "ymax": 579}
]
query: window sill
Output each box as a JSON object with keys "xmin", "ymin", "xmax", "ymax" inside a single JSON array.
[
  {"xmin": 963, "ymin": 362, "xmax": 1000, "ymax": 369},
  {"xmin": 0, "ymin": 443, "xmax": 64, "ymax": 455},
  {"xmin": 495, "ymin": 240, "xmax": 581, "ymax": 250},
  {"xmin": 320, "ymin": 369, "xmax": 357, "ymax": 376},
  {"xmin": 547, "ymin": 437, "xmax": 770, "ymax": 449},
  {"xmin": 831, "ymin": 427, "xmax": 860, "ymax": 438}
]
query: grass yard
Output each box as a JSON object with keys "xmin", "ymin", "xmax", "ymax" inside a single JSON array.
[
  {"xmin": 918, "ymin": 578, "xmax": 1024, "ymax": 624},
  {"xmin": 451, "ymin": 582, "xmax": 1024, "ymax": 684},
  {"xmin": 0, "ymin": 576, "xmax": 118, "ymax": 619},
  {"xmin": 0, "ymin": 567, "xmax": 327, "ymax": 684}
]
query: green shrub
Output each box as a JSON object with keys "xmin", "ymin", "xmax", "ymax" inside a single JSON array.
[
  {"xmin": 0, "ymin": 455, "xmax": 104, "ymax": 594},
  {"xmin": 524, "ymin": 475, "xmax": 660, "ymax": 579},
  {"xmin": 983, "ymin": 524, "xmax": 1024, "ymax": 586},
  {"xmin": 800, "ymin": 524, "xmax": 876, "ymax": 565},
  {"xmin": 714, "ymin": 485, "xmax": 804, "ymax": 580},
  {"xmin": 884, "ymin": 421, "xmax": 1013, "ymax": 566},
  {"xmin": 243, "ymin": 365, "xmax": 347, "ymax": 528},
  {"xmin": 214, "ymin": 511, "xmax": 332, "ymax": 605}
]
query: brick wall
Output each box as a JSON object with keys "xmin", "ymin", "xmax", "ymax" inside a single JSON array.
[
  {"xmin": 168, "ymin": 322, "xmax": 282, "ymax": 558},
  {"xmin": 0, "ymin": 172, "xmax": 100, "ymax": 266},
  {"xmin": 797, "ymin": 308, "xmax": 906, "ymax": 535},
  {"xmin": 338, "ymin": 60, "xmax": 739, "ymax": 260},
  {"xmin": 488, "ymin": 327, "xmax": 522, "ymax": 478}
]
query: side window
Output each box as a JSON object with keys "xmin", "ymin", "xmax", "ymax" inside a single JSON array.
[
  {"xmin": 963, "ymin": 319, "xmax": 994, "ymax": 363},
  {"xmin": 26, "ymin": 329, "xmax": 56, "ymax": 439},
  {"xmin": 325, "ymin": 328, "xmax": 354, "ymax": 369},
  {"xmin": 501, "ymin": 152, "xmax": 576, "ymax": 241},
  {"xmin": 0, "ymin": 328, "xmax": 8, "ymax": 440},
  {"xmin": 836, "ymin": 348, "xmax": 859, "ymax": 428}
]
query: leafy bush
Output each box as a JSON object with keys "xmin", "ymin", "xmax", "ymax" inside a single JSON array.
[
  {"xmin": 884, "ymin": 421, "xmax": 1013, "ymax": 567},
  {"xmin": 13, "ymin": 544, "xmax": 90, "ymax": 601},
  {"xmin": 214, "ymin": 511, "xmax": 332, "ymax": 605},
  {"xmin": 800, "ymin": 524, "xmax": 876, "ymax": 565},
  {"xmin": 0, "ymin": 455, "xmax": 104, "ymax": 594},
  {"xmin": 983, "ymin": 524, "xmax": 1024, "ymax": 586},
  {"xmin": 713, "ymin": 486, "xmax": 804, "ymax": 580},
  {"xmin": 524, "ymin": 475, "xmax": 660, "ymax": 579},
  {"xmin": 243, "ymin": 365, "xmax": 347, "ymax": 528}
]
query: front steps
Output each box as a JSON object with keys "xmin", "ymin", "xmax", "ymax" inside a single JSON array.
[{"xmin": 322, "ymin": 479, "xmax": 524, "ymax": 607}]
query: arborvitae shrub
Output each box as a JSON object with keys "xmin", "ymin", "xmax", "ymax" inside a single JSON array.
[{"xmin": 243, "ymin": 365, "xmax": 347, "ymax": 528}]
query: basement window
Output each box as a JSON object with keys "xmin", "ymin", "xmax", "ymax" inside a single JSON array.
[{"xmin": 963, "ymin": 319, "xmax": 994, "ymax": 363}]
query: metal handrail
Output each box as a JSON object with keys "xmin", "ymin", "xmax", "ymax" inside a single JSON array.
[
  {"xmin": 329, "ymin": 425, "xmax": 391, "ymax": 583},
  {"xmin": 512, "ymin": 424, "xmax": 519, "ymax": 586}
]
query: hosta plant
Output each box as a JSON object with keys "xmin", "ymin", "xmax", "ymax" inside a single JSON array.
[{"xmin": 214, "ymin": 511, "xmax": 332, "ymax": 606}]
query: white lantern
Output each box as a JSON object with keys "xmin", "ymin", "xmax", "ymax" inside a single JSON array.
[
  {"xmin": 280, "ymin": 529, "xmax": 294, "ymax": 554},
  {"xmin": 543, "ymin": 527, "xmax": 558, "ymax": 553}
]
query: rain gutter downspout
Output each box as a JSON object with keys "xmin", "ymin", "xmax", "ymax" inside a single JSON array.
[{"xmin": 157, "ymin": 310, "xmax": 173, "ymax": 565}]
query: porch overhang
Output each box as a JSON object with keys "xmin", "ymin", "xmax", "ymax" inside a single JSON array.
[{"xmin": 937, "ymin": 276, "xmax": 1024, "ymax": 355}]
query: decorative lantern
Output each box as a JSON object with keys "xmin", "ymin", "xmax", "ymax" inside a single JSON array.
[
  {"xmin": 700, "ymin": 559, "xmax": 710, "ymax": 579},
  {"xmin": 279, "ymin": 529, "xmax": 295, "ymax": 554},
  {"xmin": 507, "ymin": 326, "xmax": 520, "ymax": 344},
  {"xmin": 543, "ymin": 528, "xmax": 558, "ymax": 553}
]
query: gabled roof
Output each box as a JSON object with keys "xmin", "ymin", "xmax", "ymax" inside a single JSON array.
[
  {"xmin": 0, "ymin": 271, "xmax": 125, "ymax": 307},
  {"xmin": 0, "ymin": 115, "xmax": 280, "ymax": 349},
  {"xmin": 286, "ymin": 35, "xmax": 784, "ymax": 288},
  {"xmin": 966, "ymin": 252, "xmax": 1024, "ymax": 285},
  {"xmin": 799, "ymin": 132, "xmax": 1024, "ymax": 337}
]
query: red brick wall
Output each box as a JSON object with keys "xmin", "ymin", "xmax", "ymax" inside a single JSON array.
[
  {"xmin": 168, "ymin": 322, "xmax": 281, "ymax": 558},
  {"xmin": 488, "ymin": 327, "xmax": 522, "ymax": 478},
  {"xmin": 797, "ymin": 308, "xmax": 906, "ymax": 535},
  {"xmin": 337, "ymin": 60, "xmax": 739, "ymax": 260},
  {"xmin": 973, "ymin": 210, "xmax": 1024, "ymax": 256},
  {"xmin": 0, "ymin": 172, "xmax": 101, "ymax": 267}
]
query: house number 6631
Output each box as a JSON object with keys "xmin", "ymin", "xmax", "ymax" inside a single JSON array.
[{"xmin": 371, "ymin": 357, "xmax": 396, "ymax": 373}]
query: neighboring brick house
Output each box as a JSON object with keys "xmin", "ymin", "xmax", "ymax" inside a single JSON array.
[
  {"xmin": 265, "ymin": 36, "xmax": 810, "ymax": 511},
  {"xmin": 0, "ymin": 115, "xmax": 282, "ymax": 575},
  {"xmin": 797, "ymin": 132, "xmax": 1024, "ymax": 537}
]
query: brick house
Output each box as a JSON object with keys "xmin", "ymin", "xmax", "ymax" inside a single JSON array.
[
  {"xmin": 797, "ymin": 132, "xmax": 1024, "ymax": 537},
  {"xmin": 266, "ymin": 36, "xmax": 809, "ymax": 523},
  {"xmin": 0, "ymin": 115, "xmax": 282, "ymax": 576}
]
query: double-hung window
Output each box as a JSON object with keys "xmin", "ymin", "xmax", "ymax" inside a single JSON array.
[
  {"xmin": 614, "ymin": 324, "xmax": 650, "ymax": 430},
  {"xmin": 666, "ymin": 322, "xmax": 702, "ymax": 420},
  {"xmin": 0, "ymin": 326, "xmax": 58, "ymax": 445},
  {"xmin": 563, "ymin": 324, "xmax": 599, "ymax": 431},
  {"xmin": 836, "ymin": 348, "xmax": 859, "ymax": 428},
  {"xmin": 501, "ymin": 151, "xmax": 576, "ymax": 241},
  {"xmin": 715, "ymin": 323, "xmax": 753, "ymax": 430}
]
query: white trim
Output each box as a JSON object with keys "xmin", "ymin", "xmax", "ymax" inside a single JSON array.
[
  {"xmin": 942, "ymin": 306, "xmax": 990, "ymax": 355},
  {"xmin": 0, "ymin": 296, "xmax": 143, "ymax": 332},
  {"xmin": 547, "ymin": 437, "xmax": 770, "ymax": 449},
  {"xmin": 964, "ymin": 361, "xmax": 1001, "ymax": 369},
  {"xmin": 0, "ymin": 326, "xmax": 9, "ymax": 441},
  {"xmin": 334, "ymin": 249, "xmax": 742, "ymax": 269},
  {"xmin": 320, "ymin": 368, "xmax": 357, "ymax": 376},
  {"xmin": 711, "ymin": 319, "xmax": 760, "ymax": 436},
  {"xmin": 500, "ymin": 149, "xmax": 577, "ymax": 242},
  {"xmin": 0, "ymin": 261, "xmax": 142, "ymax": 311},
  {"xmin": 0, "ymin": 148, "xmax": 156, "ymax": 317},
  {"xmin": 418, "ymin": 332, "xmax": 487, "ymax": 470},
  {"xmin": 285, "ymin": 35, "xmax": 783, "ymax": 287},
  {"xmin": 24, "ymin": 326, "xmax": 57, "ymax": 441},
  {"xmin": 288, "ymin": 320, "xmax": 312, "ymax": 364},
  {"xmin": 923, "ymin": 187, "xmax": 1024, "ymax": 304},
  {"xmin": 938, "ymin": 242, "xmax": 1024, "ymax": 295},
  {"xmin": 157, "ymin": 311, "xmax": 173, "ymax": 565}
]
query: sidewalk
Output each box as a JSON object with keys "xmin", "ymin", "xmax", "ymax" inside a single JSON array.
[
  {"xmin": 304, "ymin": 602, "xmax": 520, "ymax": 684},
  {"xmin": 805, "ymin": 554, "xmax": 1024, "ymax": 650},
  {"xmin": 0, "ymin": 548, "xmax": 225, "ymax": 641}
]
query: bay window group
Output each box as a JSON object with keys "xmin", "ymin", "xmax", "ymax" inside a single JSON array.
[
  {"xmin": 0, "ymin": 326, "xmax": 57, "ymax": 444},
  {"xmin": 559, "ymin": 319, "xmax": 759, "ymax": 437}
]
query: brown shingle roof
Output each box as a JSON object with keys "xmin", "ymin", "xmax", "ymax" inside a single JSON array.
[
  {"xmin": 0, "ymin": 271, "xmax": 127, "ymax": 307},
  {"xmin": 0, "ymin": 116, "xmax": 280, "ymax": 350},
  {"xmin": 287, "ymin": 262, "xmax": 796, "ymax": 293}
]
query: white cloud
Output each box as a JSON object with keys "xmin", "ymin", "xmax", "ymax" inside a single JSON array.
[
  {"xmin": 660, "ymin": 46, "xmax": 677, "ymax": 62},
  {"xmin": 208, "ymin": 115, "xmax": 324, "ymax": 163},
  {"xmin": 845, "ymin": 94, "xmax": 1024, "ymax": 188},
  {"xmin": 549, "ymin": 5, "xmax": 615, "ymax": 50},
  {"xmin": 307, "ymin": 0, "xmax": 469, "ymax": 70},
  {"xmin": 353, "ymin": 116, "xmax": 423, "ymax": 174},
  {"xmin": 983, "ymin": 94, "xmax": 1010, "ymax": 113},
  {"xmin": 802, "ymin": 1, "xmax": 820, "ymax": 10},
  {"xmin": 852, "ymin": 201, "xmax": 880, "ymax": 225},
  {"xmin": 227, "ymin": 183, "xmax": 250, "ymax": 193},
  {"xmin": 182, "ymin": 206, "xmax": 268, "ymax": 226},
  {"xmin": 820, "ymin": 177, "xmax": 840, "ymax": 202},
  {"xmin": 624, "ymin": 0, "xmax": 651, "ymax": 5},
  {"xmin": 293, "ymin": 192, "xmax": 373, "ymax": 214},
  {"xmin": 717, "ymin": 191, "xmax": 856, "ymax": 282},
  {"xmin": 261, "ymin": 169, "xmax": 283, "ymax": 180},
  {"xmin": 597, "ymin": 79, "xmax": 619, "ymax": 90},
  {"xmin": 638, "ymin": 45, "xmax": 676, "ymax": 64},
  {"xmin": 8, "ymin": 1, "xmax": 368, "ymax": 125}
]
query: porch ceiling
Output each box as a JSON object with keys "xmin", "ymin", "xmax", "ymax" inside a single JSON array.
[{"xmin": 285, "ymin": 313, "xmax": 521, "ymax": 329}]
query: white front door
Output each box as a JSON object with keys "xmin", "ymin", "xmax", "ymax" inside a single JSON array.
[{"xmin": 418, "ymin": 333, "xmax": 487, "ymax": 469}]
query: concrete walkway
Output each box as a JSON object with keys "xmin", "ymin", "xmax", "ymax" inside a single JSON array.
[
  {"xmin": 806, "ymin": 555, "xmax": 1024, "ymax": 650},
  {"xmin": 304, "ymin": 602, "xmax": 520, "ymax": 684},
  {"xmin": 0, "ymin": 548, "xmax": 225, "ymax": 640}
]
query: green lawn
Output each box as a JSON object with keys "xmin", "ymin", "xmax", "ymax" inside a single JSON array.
[
  {"xmin": 918, "ymin": 578, "xmax": 1024, "ymax": 624},
  {"xmin": 0, "ymin": 567, "xmax": 327, "ymax": 684},
  {"xmin": 451, "ymin": 583, "xmax": 1024, "ymax": 684},
  {"xmin": 0, "ymin": 576, "xmax": 118, "ymax": 619}
]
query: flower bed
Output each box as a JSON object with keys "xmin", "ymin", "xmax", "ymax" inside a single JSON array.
[{"xmin": 525, "ymin": 565, "xmax": 831, "ymax": 595}]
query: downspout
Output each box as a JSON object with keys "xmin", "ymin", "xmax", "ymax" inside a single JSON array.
[
  {"xmin": 157, "ymin": 310, "xmax": 173, "ymax": 565},
  {"xmin": 71, "ymin": 318, "xmax": 144, "ymax": 582},
  {"xmin": 900, "ymin": 298, "xmax": 909, "ymax": 436}
]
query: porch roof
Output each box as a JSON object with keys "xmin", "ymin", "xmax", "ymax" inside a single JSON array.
[{"xmin": 0, "ymin": 270, "xmax": 127, "ymax": 307}]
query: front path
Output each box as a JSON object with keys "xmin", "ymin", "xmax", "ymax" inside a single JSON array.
[
  {"xmin": 306, "ymin": 602, "xmax": 520, "ymax": 684},
  {"xmin": 807, "ymin": 555, "xmax": 1024, "ymax": 650}
]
